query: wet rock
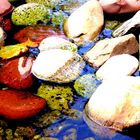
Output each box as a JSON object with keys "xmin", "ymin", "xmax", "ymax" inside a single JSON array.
[
  {"xmin": 113, "ymin": 11, "xmax": 140, "ymax": 37},
  {"xmin": 11, "ymin": 3, "xmax": 49, "ymax": 25},
  {"xmin": 74, "ymin": 74, "xmax": 100, "ymax": 98},
  {"xmin": 0, "ymin": 89, "xmax": 46, "ymax": 120},
  {"xmin": 84, "ymin": 34, "xmax": 139, "ymax": 68},
  {"xmin": 14, "ymin": 25, "xmax": 66, "ymax": 44},
  {"xmin": 31, "ymin": 49, "xmax": 85, "ymax": 83},
  {"xmin": 37, "ymin": 83, "xmax": 73, "ymax": 111},
  {"xmin": 0, "ymin": 56, "xmax": 34, "ymax": 89},
  {"xmin": 0, "ymin": 27, "xmax": 6, "ymax": 46},
  {"xmin": 86, "ymin": 76, "xmax": 140, "ymax": 131},
  {"xmin": 96, "ymin": 54, "xmax": 139, "ymax": 80},
  {"xmin": 39, "ymin": 36, "xmax": 77, "ymax": 52},
  {"xmin": 64, "ymin": 0, "xmax": 104, "ymax": 45}
]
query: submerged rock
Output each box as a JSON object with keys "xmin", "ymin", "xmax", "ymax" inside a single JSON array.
[
  {"xmin": 84, "ymin": 34, "xmax": 139, "ymax": 68},
  {"xmin": 74, "ymin": 74, "xmax": 100, "ymax": 98},
  {"xmin": 37, "ymin": 83, "xmax": 73, "ymax": 111},
  {"xmin": 0, "ymin": 89, "xmax": 46, "ymax": 120},
  {"xmin": 96, "ymin": 54, "xmax": 139, "ymax": 80},
  {"xmin": 113, "ymin": 10, "xmax": 140, "ymax": 37},
  {"xmin": 86, "ymin": 76, "xmax": 140, "ymax": 131},
  {"xmin": 11, "ymin": 3, "xmax": 49, "ymax": 25},
  {"xmin": 31, "ymin": 49, "xmax": 85, "ymax": 83},
  {"xmin": 64, "ymin": 0, "xmax": 104, "ymax": 45},
  {"xmin": 39, "ymin": 36, "xmax": 77, "ymax": 52}
]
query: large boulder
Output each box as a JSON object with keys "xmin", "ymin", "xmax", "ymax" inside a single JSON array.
[
  {"xmin": 96, "ymin": 54, "xmax": 139, "ymax": 80},
  {"xmin": 86, "ymin": 76, "xmax": 140, "ymax": 131},
  {"xmin": 64, "ymin": 0, "xmax": 104, "ymax": 45},
  {"xmin": 84, "ymin": 34, "xmax": 139, "ymax": 68}
]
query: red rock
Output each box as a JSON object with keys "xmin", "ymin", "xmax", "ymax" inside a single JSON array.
[
  {"xmin": 0, "ymin": 89, "xmax": 46, "ymax": 120},
  {"xmin": 14, "ymin": 25, "xmax": 66, "ymax": 44},
  {"xmin": 0, "ymin": 56, "xmax": 34, "ymax": 89}
]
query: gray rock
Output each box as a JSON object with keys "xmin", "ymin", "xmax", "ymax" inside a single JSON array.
[
  {"xmin": 86, "ymin": 76, "xmax": 140, "ymax": 131},
  {"xmin": 84, "ymin": 34, "xmax": 139, "ymax": 68},
  {"xmin": 113, "ymin": 10, "xmax": 140, "ymax": 37}
]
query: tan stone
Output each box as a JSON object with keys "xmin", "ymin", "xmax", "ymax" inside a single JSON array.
[
  {"xmin": 96, "ymin": 54, "xmax": 139, "ymax": 80},
  {"xmin": 64, "ymin": 0, "xmax": 104, "ymax": 45},
  {"xmin": 86, "ymin": 76, "xmax": 140, "ymax": 131},
  {"xmin": 84, "ymin": 34, "xmax": 139, "ymax": 68}
]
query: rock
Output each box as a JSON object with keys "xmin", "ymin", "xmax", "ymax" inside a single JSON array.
[
  {"xmin": 11, "ymin": 3, "xmax": 49, "ymax": 25},
  {"xmin": 86, "ymin": 76, "xmax": 140, "ymax": 131},
  {"xmin": 39, "ymin": 37, "xmax": 77, "ymax": 52},
  {"xmin": 0, "ymin": 89, "xmax": 46, "ymax": 120},
  {"xmin": 113, "ymin": 11, "xmax": 140, "ymax": 37},
  {"xmin": 84, "ymin": 34, "xmax": 139, "ymax": 68},
  {"xmin": 0, "ymin": 56, "xmax": 34, "ymax": 89},
  {"xmin": 14, "ymin": 25, "xmax": 66, "ymax": 44},
  {"xmin": 0, "ymin": 27, "xmax": 6, "ymax": 46},
  {"xmin": 64, "ymin": 0, "xmax": 104, "ymax": 45},
  {"xmin": 96, "ymin": 54, "xmax": 139, "ymax": 80},
  {"xmin": 37, "ymin": 83, "xmax": 73, "ymax": 111},
  {"xmin": 74, "ymin": 74, "xmax": 100, "ymax": 98},
  {"xmin": 31, "ymin": 49, "xmax": 85, "ymax": 83}
]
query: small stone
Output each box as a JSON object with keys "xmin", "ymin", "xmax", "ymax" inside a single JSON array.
[
  {"xmin": 86, "ymin": 76, "xmax": 140, "ymax": 131},
  {"xmin": 0, "ymin": 27, "xmax": 6, "ymax": 46},
  {"xmin": 96, "ymin": 54, "xmax": 139, "ymax": 80},
  {"xmin": 64, "ymin": 0, "xmax": 104, "ymax": 45},
  {"xmin": 113, "ymin": 11, "xmax": 140, "ymax": 37},
  {"xmin": 84, "ymin": 34, "xmax": 139, "ymax": 68}
]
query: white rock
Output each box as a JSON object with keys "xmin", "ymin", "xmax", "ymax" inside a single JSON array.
[
  {"xmin": 39, "ymin": 37, "xmax": 77, "ymax": 52},
  {"xmin": 96, "ymin": 54, "xmax": 139, "ymax": 80},
  {"xmin": 31, "ymin": 49, "xmax": 85, "ymax": 83},
  {"xmin": 86, "ymin": 76, "xmax": 140, "ymax": 131}
]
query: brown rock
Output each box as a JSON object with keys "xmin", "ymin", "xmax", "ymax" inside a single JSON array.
[
  {"xmin": 64, "ymin": 0, "xmax": 104, "ymax": 45},
  {"xmin": 86, "ymin": 76, "xmax": 140, "ymax": 131},
  {"xmin": 0, "ymin": 89, "xmax": 46, "ymax": 120},
  {"xmin": 84, "ymin": 34, "xmax": 139, "ymax": 68}
]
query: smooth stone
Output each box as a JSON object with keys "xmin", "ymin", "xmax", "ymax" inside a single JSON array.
[
  {"xmin": 86, "ymin": 76, "xmax": 140, "ymax": 131},
  {"xmin": 84, "ymin": 34, "xmax": 139, "ymax": 68},
  {"xmin": 64, "ymin": 0, "xmax": 104, "ymax": 45},
  {"xmin": 0, "ymin": 56, "xmax": 34, "ymax": 89},
  {"xmin": 0, "ymin": 89, "xmax": 46, "ymax": 120},
  {"xmin": 39, "ymin": 37, "xmax": 77, "ymax": 52},
  {"xmin": 113, "ymin": 10, "xmax": 140, "ymax": 37},
  {"xmin": 96, "ymin": 54, "xmax": 139, "ymax": 80},
  {"xmin": 31, "ymin": 49, "xmax": 85, "ymax": 83}
]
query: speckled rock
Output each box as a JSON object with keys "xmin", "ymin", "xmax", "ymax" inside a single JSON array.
[
  {"xmin": 74, "ymin": 74, "xmax": 100, "ymax": 98},
  {"xmin": 96, "ymin": 54, "xmax": 139, "ymax": 80},
  {"xmin": 37, "ymin": 83, "xmax": 73, "ymax": 111},
  {"xmin": 86, "ymin": 76, "xmax": 140, "ymax": 131},
  {"xmin": 84, "ymin": 34, "xmax": 139, "ymax": 68},
  {"xmin": 11, "ymin": 3, "xmax": 49, "ymax": 25},
  {"xmin": 31, "ymin": 49, "xmax": 85, "ymax": 83},
  {"xmin": 39, "ymin": 36, "xmax": 77, "ymax": 52},
  {"xmin": 0, "ymin": 27, "xmax": 6, "ymax": 46},
  {"xmin": 64, "ymin": 0, "xmax": 104, "ymax": 45}
]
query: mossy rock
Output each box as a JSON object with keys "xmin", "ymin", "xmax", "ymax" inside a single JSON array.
[
  {"xmin": 74, "ymin": 74, "xmax": 100, "ymax": 98},
  {"xmin": 11, "ymin": 3, "xmax": 50, "ymax": 25},
  {"xmin": 37, "ymin": 83, "xmax": 73, "ymax": 111}
]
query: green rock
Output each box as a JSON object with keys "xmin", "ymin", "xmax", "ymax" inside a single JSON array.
[
  {"xmin": 74, "ymin": 74, "xmax": 99, "ymax": 98},
  {"xmin": 26, "ymin": 0, "xmax": 61, "ymax": 9},
  {"xmin": 37, "ymin": 83, "xmax": 73, "ymax": 111},
  {"xmin": 11, "ymin": 3, "xmax": 50, "ymax": 25}
]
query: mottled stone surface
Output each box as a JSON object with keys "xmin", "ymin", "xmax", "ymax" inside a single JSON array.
[
  {"xmin": 84, "ymin": 34, "xmax": 139, "ymax": 68},
  {"xmin": 86, "ymin": 76, "xmax": 140, "ymax": 131},
  {"xmin": 64, "ymin": 0, "xmax": 104, "ymax": 45}
]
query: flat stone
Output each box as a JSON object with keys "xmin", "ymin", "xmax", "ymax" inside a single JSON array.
[
  {"xmin": 86, "ymin": 76, "xmax": 140, "ymax": 131},
  {"xmin": 113, "ymin": 10, "xmax": 140, "ymax": 37},
  {"xmin": 96, "ymin": 54, "xmax": 139, "ymax": 80},
  {"xmin": 84, "ymin": 34, "xmax": 139, "ymax": 68},
  {"xmin": 64, "ymin": 0, "xmax": 104, "ymax": 45}
]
